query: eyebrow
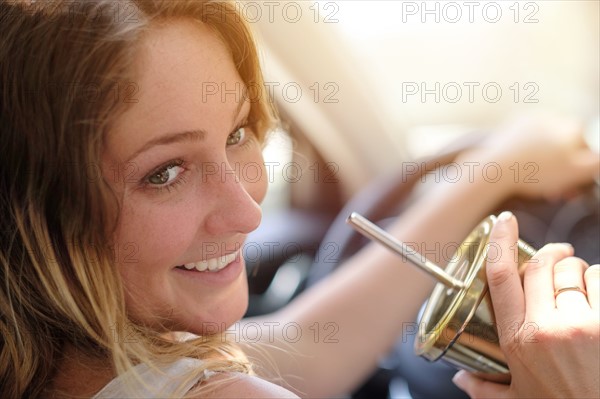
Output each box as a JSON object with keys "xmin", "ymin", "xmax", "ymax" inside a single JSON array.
[
  {"xmin": 125, "ymin": 129, "xmax": 207, "ymax": 163},
  {"xmin": 125, "ymin": 99, "xmax": 249, "ymax": 162}
]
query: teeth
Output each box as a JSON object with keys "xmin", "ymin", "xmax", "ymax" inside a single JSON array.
[
  {"xmin": 182, "ymin": 251, "xmax": 238, "ymax": 273},
  {"xmin": 207, "ymin": 258, "xmax": 218, "ymax": 271},
  {"xmin": 196, "ymin": 261, "xmax": 208, "ymax": 272}
]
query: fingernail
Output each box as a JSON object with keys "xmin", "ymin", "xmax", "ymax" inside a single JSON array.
[
  {"xmin": 452, "ymin": 370, "xmax": 466, "ymax": 385},
  {"xmin": 498, "ymin": 211, "xmax": 513, "ymax": 222},
  {"xmin": 555, "ymin": 242, "xmax": 574, "ymax": 251}
]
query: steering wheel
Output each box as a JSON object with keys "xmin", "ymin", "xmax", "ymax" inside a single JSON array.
[{"xmin": 305, "ymin": 135, "xmax": 600, "ymax": 399}]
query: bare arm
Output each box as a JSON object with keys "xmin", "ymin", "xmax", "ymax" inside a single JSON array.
[
  {"xmin": 241, "ymin": 116, "xmax": 599, "ymax": 398},
  {"xmin": 242, "ymin": 149, "xmax": 514, "ymax": 397}
]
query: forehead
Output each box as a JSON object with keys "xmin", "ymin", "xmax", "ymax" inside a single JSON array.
[{"xmin": 106, "ymin": 20, "xmax": 244, "ymax": 161}]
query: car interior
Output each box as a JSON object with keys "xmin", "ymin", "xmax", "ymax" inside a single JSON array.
[{"xmin": 240, "ymin": 2, "xmax": 599, "ymax": 398}]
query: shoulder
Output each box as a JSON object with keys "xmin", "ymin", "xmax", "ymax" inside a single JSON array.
[{"xmin": 190, "ymin": 372, "xmax": 299, "ymax": 399}]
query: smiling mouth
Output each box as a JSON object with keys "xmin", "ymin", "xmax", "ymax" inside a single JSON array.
[{"xmin": 176, "ymin": 251, "xmax": 239, "ymax": 273}]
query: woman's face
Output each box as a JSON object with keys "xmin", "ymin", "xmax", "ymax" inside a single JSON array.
[{"xmin": 103, "ymin": 21, "xmax": 267, "ymax": 334}]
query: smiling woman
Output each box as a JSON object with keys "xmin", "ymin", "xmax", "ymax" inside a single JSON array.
[
  {"xmin": 104, "ymin": 19, "xmax": 268, "ymax": 335},
  {"xmin": 1, "ymin": 1, "xmax": 599, "ymax": 399},
  {"xmin": 0, "ymin": 0, "xmax": 286, "ymax": 398}
]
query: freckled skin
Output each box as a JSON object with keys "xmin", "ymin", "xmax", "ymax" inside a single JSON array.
[{"xmin": 102, "ymin": 20, "xmax": 267, "ymax": 334}]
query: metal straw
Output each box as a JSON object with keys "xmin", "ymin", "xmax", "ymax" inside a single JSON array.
[{"xmin": 346, "ymin": 212, "xmax": 465, "ymax": 290}]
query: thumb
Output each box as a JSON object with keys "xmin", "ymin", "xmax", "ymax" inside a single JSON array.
[
  {"xmin": 452, "ymin": 370, "xmax": 509, "ymax": 399},
  {"xmin": 485, "ymin": 211, "xmax": 525, "ymax": 334}
]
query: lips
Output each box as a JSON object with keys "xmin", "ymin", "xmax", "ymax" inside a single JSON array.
[{"xmin": 176, "ymin": 251, "xmax": 239, "ymax": 273}]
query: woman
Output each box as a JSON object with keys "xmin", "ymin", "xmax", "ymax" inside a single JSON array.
[{"xmin": 0, "ymin": 1, "xmax": 598, "ymax": 398}]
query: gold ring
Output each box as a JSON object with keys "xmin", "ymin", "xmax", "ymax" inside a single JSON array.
[{"xmin": 554, "ymin": 286, "xmax": 587, "ymax": 298}]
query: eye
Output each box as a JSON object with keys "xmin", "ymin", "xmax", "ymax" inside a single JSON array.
[
  {"xmin": 147, "ymin": 161, "xmax": 184, "ymax": 186},
  {"xmin": 227, "ymin": 127, "xmax": 246, "ymax": 146}
]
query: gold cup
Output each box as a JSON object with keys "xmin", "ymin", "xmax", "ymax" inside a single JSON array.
[
  {"xmin": 414, "ymin": 215, "xmax": 536, "ymax": 382},
  {"xmin": 346, "ymin": 213, "xmax": 537, "ymax": 383}
]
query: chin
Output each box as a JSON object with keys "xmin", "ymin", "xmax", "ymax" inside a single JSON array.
[{"xmin": 184, "ymin": 294, "xmax": 250, "ymax": 336}]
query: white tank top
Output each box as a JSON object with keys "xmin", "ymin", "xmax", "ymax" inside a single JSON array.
[{"xmin": 92, "ymin": 357, "xmax": 212, "ymax": 398}]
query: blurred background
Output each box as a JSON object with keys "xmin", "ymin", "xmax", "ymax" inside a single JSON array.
[
  {"xmin": 243, "ymin": 0, "xmax": 600, "ymax": 333},
  {"xmin": 241, "ymin": 1, "xmax": 599, "ymax": 397},
  {"xmin": 252, "ymin": 0, "xmax": 598, "ymax": 203}
]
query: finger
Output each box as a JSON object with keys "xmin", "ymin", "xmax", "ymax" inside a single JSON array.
[
  {"xmin": 485, "ymin": 211, "xmax": 525, "ymax": 333},
  {"xmin": 523, "ymin": 243, "xmax": 574, "ymax": 316},
  {"xmin": 584, "ymin": 264, "xmax": 600, "ymax": 310},
  {"xmin": 452, "ymin": 370, "xmax": 509, "ymax": 399},
  {"xmin": 554, "ymin": 257, "xmax": 589, "ymax": 310}
]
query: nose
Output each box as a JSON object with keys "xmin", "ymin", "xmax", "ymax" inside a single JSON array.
[{"xmin": 202, "ymin": 162, "xmax": 263, "ymax": 236}]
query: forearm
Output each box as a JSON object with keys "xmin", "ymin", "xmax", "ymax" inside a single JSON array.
[
  {"xmin": 388, "ymin": 150, "xmax": 517, "ymax": 265},
  {"xmin": 243, "ymin": 152, "xmax": 515, "ymax": 397}
]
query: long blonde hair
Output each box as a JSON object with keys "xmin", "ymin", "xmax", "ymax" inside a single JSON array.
[{"xmin": 0, "ymin": 0, "xmax": 276, "ymax": 397}]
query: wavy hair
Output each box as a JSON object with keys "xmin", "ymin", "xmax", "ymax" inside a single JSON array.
[{"xmin": 0, "ymin": 0, "xmax": 276, "ymax": 397}]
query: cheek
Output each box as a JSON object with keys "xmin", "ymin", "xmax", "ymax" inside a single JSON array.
[
  {"xmin": 114, "ymin": 198, "xmax": 207, "ymax": 324},
  {"xmin": 114, "ymin": 200, "xmax": 199, "ymax": 276}
]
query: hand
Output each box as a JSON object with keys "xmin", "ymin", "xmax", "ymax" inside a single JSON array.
[
  {"xmin": 464, "ymin": 115, "xmax": 599, "ymax": 200},
  {"xmin": 452, "ymin": 211, "xmax": 600, "ymax": 398}
]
